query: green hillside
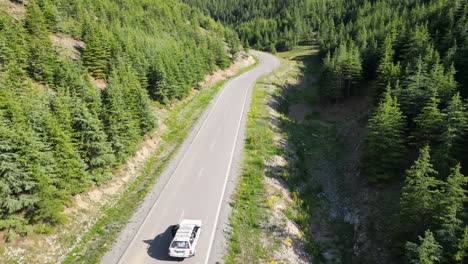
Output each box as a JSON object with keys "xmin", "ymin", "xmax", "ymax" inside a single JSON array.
[
  {"xmin": 183, "ymin": 0, "xmax": 316, "ymax": 51},
  {"xmin": 0, "ymin": 0, "xmax": 237, "ymax": 238},
  {"xmin": 316, "ymin": 0, "xmax": 468, "ymax": 262}
]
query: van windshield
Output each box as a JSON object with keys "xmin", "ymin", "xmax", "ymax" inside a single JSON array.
[{"xmin": 170, "ymin": 240, "xmax": 190, "ymax": 249}]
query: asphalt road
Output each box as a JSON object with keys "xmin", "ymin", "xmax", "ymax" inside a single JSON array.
[{"xmin": 102, "ymin": 51, "xmax": 279, "ymax": 264}]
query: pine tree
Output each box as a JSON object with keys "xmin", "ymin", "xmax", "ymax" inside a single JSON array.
[
  {"xmin": 27, "ymin": 35, "xmax": 56, "ymax": 84},
  {"xmin": 72, "ymin": 100, "xmax": 115, "ymax": 181},
  {"xmin": 320, "ymin": 51, "xmax": 341, "ymax": 100},
  {"xmin": 342, "ymin": 43, "xmax": 362, "ymax": 96},
  {"xmin": 399, "ymin": 58, "xmax": 432, "ymax": 119},
  {"xmin": 0, "ymin": 118, "xmax": 37, "ymax": 221},
  {"xmin": 82, "ymin": 22, "xmax": 110, "ymax": 79},
  {"xmin": 435, "ymin": 164, "xmax": 467, "ymax": 261},
  {"xmin": 454, "ymin": 226, "xmax": 468, "ymax": 262},
  {"xmin": 412, "ymin": 94, "xmax": 445, "ymax": 147},
  {"xmin": 405, "ymin": 230, "xmax": 443, "ymax": 264},
  {"xmin": 36, "ymin": 0, "xmax": 58, "ymax": 31},
  {"xmin": 429, "ymin": 62, "xmax": 457, "ymax": 106},
  {"xmin": 24, "ymin": 1, "xmax": 48, "ymax": 37},
  {"xmin": 435, "ymin": 93, "xmax": 467, "ymax": 175},
  {"xmin": 400, "ymin": 146, "xmax": 442, "ymax": 236},
  {"xmin": 110, "ymin": 60, "xmax": 155, "ymax": 135},
  {"xmin": 43, "ymin": 112, "xmax": 90, "ymax": 194},
  {"xmin": 377, "ymin": 36, "xmax": 401, "ymax": 97},
  {"xmin": 362, "ymin": 87, "xmax": 407, "ymax": 184},
  {"xmin": 101, "ymin": 70, "xmax": 140, "ymax": 162}
]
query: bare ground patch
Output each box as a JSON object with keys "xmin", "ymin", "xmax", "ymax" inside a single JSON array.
[
  {"xmin": 0, "ymin": 0, "xmax": 26, "ymax": 21},
  {"xmin": 50, "ymin": 34, "xmax": 84, "ymax": 60}
]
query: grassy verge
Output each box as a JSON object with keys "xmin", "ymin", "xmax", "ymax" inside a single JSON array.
[
  {"xmin": 226, "ymin": 46, "xmax": 340, "ymax": 263},
  {"xmin": 225, "ymin": 64, "xmax": 278, "ymax": 263},
  {"xmin": 60, "ymin": 58, "xmax": 259, "ymax": 264}
]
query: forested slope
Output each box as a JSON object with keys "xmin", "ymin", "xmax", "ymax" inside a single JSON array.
[
  {"xmin": 0, "ymin": 0, "xmax": 236, "ymax": 239},
  {"xmin": 183, "ymin": 0, "xmax": 316, "ymax": 51},
  {"xmin": 314, "ymin": 0, "xmax": 468, "ymax": 262}
]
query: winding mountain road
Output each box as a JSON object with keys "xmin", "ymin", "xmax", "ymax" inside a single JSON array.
[{"xmin": 102, "ymin": 51, "xmax": 279, "ymax": 264}]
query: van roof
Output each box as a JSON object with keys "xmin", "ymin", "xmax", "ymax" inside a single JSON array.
[{"xmin": 173, "ymin": 219, "xmax": 201, "ymax": 241}]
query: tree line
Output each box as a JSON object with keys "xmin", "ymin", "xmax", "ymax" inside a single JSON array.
[
  {"xmin": 183, "ymin": 0, "xmax": 317, "ymax": 52},
  {"xmin": 0, "ymin": 0, "xmax": 236, "ymax": 240}
]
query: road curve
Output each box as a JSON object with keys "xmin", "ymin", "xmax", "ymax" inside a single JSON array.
[{"xmin": 101, "ymin": 51, "xmax": 279, "ymax": 264}]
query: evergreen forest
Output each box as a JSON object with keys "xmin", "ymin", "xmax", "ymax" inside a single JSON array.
[
  {"xmin": 314, "ymin": 1, "xmax": 468, "ymax": 262},
  {"xmin": 0, "ymin": 0, "xmax": 235, "ymax": 238},
  {"xmin": 183, "ymin": 0, "xmax": 316, "ymax": 52}
]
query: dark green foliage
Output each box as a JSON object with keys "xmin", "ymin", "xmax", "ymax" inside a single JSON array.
[
  {"xmin": 435, "ymin": 93, "xmax": 467, "ymax": 175},
  {"xmin": 400, "ymin": 146, "xmax": 442, "ymax": 237},
  {"xmin": 320, "ymin": 43, "xmax": 362, "ymax": 100},
  {"xmin": 26, "ymin": 35, "xmax": 57, "ymax": 84},
  {"xmin": 435, "ymin": 164, "xmax": 467, "ymax": 261},
  {"xmin": 0, "ymin": 0, "xmax": 234, "ymax": 238},
  {"xmin": 412, "ymin": 95, "xmax": 446, "ymax": 147},
  {"xmin": 361, "ymin": 88, "xmax": 407, "ymax": 183},
  {"xmin": 183, "ymin": 0, "xmax": 315, "ymax": 51},
  {"xmin": 101, "ymin": 67, "xmax": 141, "ymax": 162},
  {"xmin": 455, "ymin": 227, "xmax": 468, "ymax": 262},
  {"xmin": 82, "ymin": 23, "xmax": 110, "ymax": 79},
  {"xmin": 25, "ymin": 0, "xmax": 48, "ymax": 37},
  {"xmin": 71, "ymin": 100, "xmax": 115, "ymax": 181},
  {"xmin": 317, "ymin": 1, "xmax": 468, "ymax": 260},
  {"xmin": 377, "ymin": 36, "xmax": 401, "ymax": 97},
  {"xmin": 405, "ymin": 230, "xmax": 442, "ymax": 264}
]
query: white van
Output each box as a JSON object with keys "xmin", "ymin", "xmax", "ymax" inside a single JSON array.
[{"xmin": 168, "ymin": 219, "xmax": 202, "ymax": 258}]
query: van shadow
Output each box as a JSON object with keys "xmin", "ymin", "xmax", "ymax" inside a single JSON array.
[{"xmin": 143, "ymin": 225, "xmax": 183, "ymax": 262}]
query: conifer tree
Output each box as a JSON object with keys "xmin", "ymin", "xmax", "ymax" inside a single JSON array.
[
  {"xmin": 405, "ymin": 230, "xmax": 443, "ymax": 264},
  {"xmin": 27, "ymin": 35, "xmax": 56, "ymax": 84},
  {"xmin": 25, "ymin": 1, "xmax": 48, "ymax": 37},
  {"xmin": 82, "ymin": 22, "xmax": 110, "ymax": 79},
  {"xmin": 399, "ymin": 58, "xmax": 432, "ymax": 119},
  {"xmin": 101, "ymin": 70, "xmax": 140, "ymax": 162},
  {"xmin": 147, "ymin": 63, "xmax": 169, "ymax": 103},
  {"xmin": 0, "ymin": 118, "xmax": 37, "ymax": 222},
  {"xmin": 377, "ymin": 36, "xmax": 401, "ymax": 97},
  {"xmin": 362, "ymin": 87, "xmax": 407, "ymax": 184},
  {"xmin": 435, "ymin": 164, "xmax": 467, "ymax": 262},
  {"xmin": 435, "ymin": 93, "xmax": 467, "ymax": 175},
  {"xmin": 400, "ymin": 146, "xmax": 442, "ymax": 236},
  {"xmin": 36, "ymin": 0, "xmax": 58, "ymax": 31},
  {"xmin": 320, "ymin": 51, "xmax": 341, "ymax": 100},
  {"xmin": 72, "ymin": 100, "xmax": 115, "ymax": 181},
  {"xmin": 454, "ymin": 226, "xmax": 468, "ymax": 262},
  {"xmin": 412, "ymin": 94, "xmax": 446, "ymax": 147},
  {"xmin": 43, "ymin": 112, "xmax": 89, "ymax": 194}
]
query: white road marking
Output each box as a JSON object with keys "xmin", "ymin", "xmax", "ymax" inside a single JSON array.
[
  {"xmin": 116, "ymin": 75, "xmax": 230, "ymax": 264},
  {"xmin": 204, "ymin": 77, "xmax": 253, "ymax": 264},
  {"xmin": 178, "ymin": 210, "xmax": 185, "ymax": 223},
  {"xmin": 197, "ymin": 167, "xmax": 204, "ymax": 181}
]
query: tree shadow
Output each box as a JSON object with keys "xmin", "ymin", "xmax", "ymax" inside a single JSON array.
[{"xmin": 143, "ymin": 225, "xmax": 183, "ymax": 262}]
